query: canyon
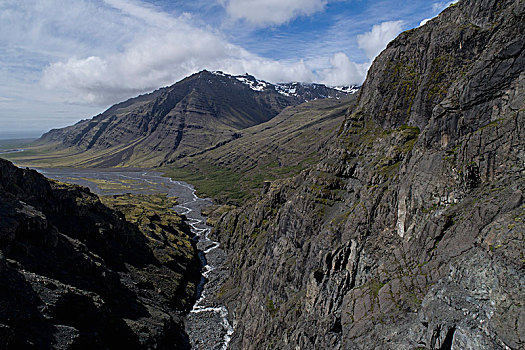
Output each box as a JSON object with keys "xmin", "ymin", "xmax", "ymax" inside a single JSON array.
[{"xmin": 1, "ymin": 0, "xmax": 524, "ymax": 348}]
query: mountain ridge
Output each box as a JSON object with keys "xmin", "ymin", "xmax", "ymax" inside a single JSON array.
[
  {"xmin": 7, "ymin": 70, "xmax": 356, "ymax": 168},
  {"xmin": 161, "ymin": 95, "xmax": 357, "ymax": 202}
]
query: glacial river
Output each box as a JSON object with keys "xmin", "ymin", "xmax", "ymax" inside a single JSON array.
[{"xmin": 35, "ymin": 168, "xmax": 233, "ymax": 350}]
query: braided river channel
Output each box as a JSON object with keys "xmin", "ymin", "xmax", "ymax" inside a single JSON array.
[{"xmin": 35, "ymin": 168, "xmax": 233, "ymax": 350}]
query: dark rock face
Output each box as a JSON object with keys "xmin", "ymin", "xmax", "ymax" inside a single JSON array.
[
  {"xmin": 37, "ymin": 71, "xmax": 349, "ymax": 168},
  {"xmin": 0, "ymin": 159, "xmax": 200, "ymax": 349},
  {"xmin": 214, "ymin": 0, "xmax": 525, "ymax": 349}
]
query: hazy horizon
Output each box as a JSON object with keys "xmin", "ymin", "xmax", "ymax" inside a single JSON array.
[{"xmin": 0, "ymin": 131, "xmax": 43, "ymax": 141}]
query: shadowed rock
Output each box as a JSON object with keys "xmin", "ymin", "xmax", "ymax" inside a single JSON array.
[{"xmin": 0, "ymin": 159, "xmax": 201, "ymax": 349}]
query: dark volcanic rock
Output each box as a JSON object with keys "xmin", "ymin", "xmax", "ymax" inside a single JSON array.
[
  {"xmin": 0, "ymin": 159, "xmax": 200, "ymax": 349},
  {"xmin": 213, "ymin": 0, "xmax": 525, "ymax": 349}
]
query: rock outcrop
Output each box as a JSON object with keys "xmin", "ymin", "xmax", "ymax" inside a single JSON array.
[
  {"xmin": 0, "ymin": 159, "xmax": 200, "ymax": 349},
  {"xmin": 214, "ymin": 0, "xmax": 525, "ymax": 349}
]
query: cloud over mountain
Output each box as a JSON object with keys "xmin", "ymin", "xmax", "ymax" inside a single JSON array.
[
  {"xmin": 0, "ymin": 0, "xmax": 444, "ymax": 135},
  {"xmin": 357, "ymin": 20, "xmax": 404, "ymax": 60},
  {"xmin": 223, "ymin": 0, "xmax": 328, "ymax": 26},
  {"xmin": 39, "ymin": 0, "xmax": 367, "ymax": 106}
]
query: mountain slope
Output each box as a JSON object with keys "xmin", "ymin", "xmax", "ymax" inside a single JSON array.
[
  {"xmin": 8, "ymin": 71, "xmax": 353, "ymax": 168},
  {"xmin": 0, "ymin": 159, "xmax": 200, "ymax": 349},
  {"xmin": 213, "ymin": 0, "xmax": 525, "ymax": 349},
  {"xmin": 162, "ymin": 95, "xmax": 357, "ymax": 202}
]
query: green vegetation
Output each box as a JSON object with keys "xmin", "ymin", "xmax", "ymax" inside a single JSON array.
[
  {"xmin": 266, "ymin": 297, "xmax": 279, "ymax": 317},
  {"xmin": 51, "ymin": 176, "xmax": 162, "ymax": 195},
  {"xmin": 383, "ymin": 59, "xmax": 420, "ymax": 116},
  {"xmin": 397, "ymin": 124, "xmax": 421, "ymax": 153},
  {"xmin": 427, "ymin": 54, "xmax": 455, "ymax": 101},
  {"xmin": 162, "ymin": 162, "xmax": 247, "ymax": 202},
  {"xmin": 378, "ymin": 161, "xmax": 401, "ymax": 177},
  {"xmin": 201, "ymin": 204, "xmax": 237, "ymax": 227},
  {"xmin": 443, "ymin": 142, "xmax": 462, "ymax": 161},
  {"xmin": 101, "ymin": 193, "xmax": 195, "ymax": 261},
  {"xmin": 477, "ymin": 118, "xmax": 504, "ymax": 132},
  {"xmin": 162, "ymin": 153, "xmax": 318, "ymax": 204},
  {"xmin": 342, "ymin": 117, "xmax": 421, "ymax": 181},
  {"xmin": 369, "ymin": 280, "xmax": 386, "ymax": 300}
]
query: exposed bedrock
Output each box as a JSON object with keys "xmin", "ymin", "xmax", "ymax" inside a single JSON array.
[{"xmin": 213, "ymin": 0, "xmax": 525, "ymax": 349}]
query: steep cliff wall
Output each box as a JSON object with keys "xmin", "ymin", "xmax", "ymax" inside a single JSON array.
[
  {"xmin": 214, "ymin": 0, "xmax": 524, "ymax": 349},
  {"xmin": 0, "ymin": 159, "xmax": 200, "ymax": 349}
]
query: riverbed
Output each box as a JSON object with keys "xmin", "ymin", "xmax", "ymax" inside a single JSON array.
[{"xmin": 34, "ymin": 168, "xmax": 233, "ymax": 349}]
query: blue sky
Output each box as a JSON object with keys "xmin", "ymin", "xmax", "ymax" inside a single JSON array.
[{"xmin": 0, "ymin": 0, "xmax": 456, "ymax": 138}]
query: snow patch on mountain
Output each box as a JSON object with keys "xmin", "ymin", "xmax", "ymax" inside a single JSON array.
[
  {"xmin": 210, "ymin": 70, "xmax": 360, "ymax": 97},
  {"xmin": 332, "ymin": 85, "xmax": 360, "ymax": 94},
  {"xmin": 274, "ymin": 83, "xmax": 298, "ymax": 97},
  {"xmin": 235, "ymin": 75, "xmax": 267, "ymax": 92}
]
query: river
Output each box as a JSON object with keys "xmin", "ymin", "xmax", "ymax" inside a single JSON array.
[
  {"xmin": 34, "ymin": 168, "xmax": 233, "ymax": 350},
  {"xmin": 0, "ymin": 149, "xmax": 24, "ymax": 155}
]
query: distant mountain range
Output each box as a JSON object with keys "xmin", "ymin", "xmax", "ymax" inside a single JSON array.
[{"xmin": 19, "ymin": 70, "xmax": 357, "ymax": 168}]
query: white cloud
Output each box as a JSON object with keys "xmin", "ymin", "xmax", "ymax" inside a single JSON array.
[
  {"xmin": 103, "ymin": 0, "xmax": 176, "ymax": 28},
  {"xmin": 432, "ymin": 0, "xmax": 458, "ymax": 13},
  {"xmin": 419, "ymin": 18, "xmax": 431, "ymax": 27},
  {"xmin": 356, "ymin": 20, "xmax": 404, "ymax": 60},
  {"xmin": 39, "ymin": 0, "xmax": 368, "ymax": 106},
  {"xmin": 2, "ymin": 0, "xmax": 383, "ymax": 131},
  {"xmin": 41, "ymin": 21, "xmax": 250, "ymax": 105},
  {"xmin": 319, "ymin": 53, "xmax": 368, "ymax": 86},
  {"xmin": 223, "ymin": 0, "xmax": 327, "ymax": 26},
  {"xmin": 40, "ymin": 17, "xmax": 321, "ymax": 105}
]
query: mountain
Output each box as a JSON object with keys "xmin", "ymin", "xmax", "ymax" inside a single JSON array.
[
  {"xmin": 161, "ymin": 94, "xmax": 357, "ymax": 203},
  {"xmin": 0, "ymin": 159, "xmax": 200, "ymax": 349},
  {"xmin": 211, "ymin": 0, "xmax": 525, "ymax": 349},
  {"xmin": 8, "ymin": 71, "xmax": 355, "ymax": 168}
]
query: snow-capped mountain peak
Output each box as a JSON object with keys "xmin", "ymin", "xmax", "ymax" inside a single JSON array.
[{"xmin": 209, "ymin": 70, "xmax": 359, "ymax": 99}]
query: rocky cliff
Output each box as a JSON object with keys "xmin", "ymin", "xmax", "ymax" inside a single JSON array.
[
  {"xmin": 214, "ymin": 0, "xmax": 524, "ymax": 349},
  {"xmin": 0, "ymin": 159, "xmax": 200, "ymax": 349},
  {"xmin": 10, "ymin": 71, "xmax": 351, "ymax": 168}
]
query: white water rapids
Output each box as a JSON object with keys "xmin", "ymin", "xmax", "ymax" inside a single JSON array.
[{"xmin": 170, "ymin": 180, "xmax": 234, "ymax": 350}]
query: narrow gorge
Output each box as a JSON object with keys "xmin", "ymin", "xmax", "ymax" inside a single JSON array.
[{"xmin": 170, "ymin": 180, "xmax": 234, "ymax": 349}]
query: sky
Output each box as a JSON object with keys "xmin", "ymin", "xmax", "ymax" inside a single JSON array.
[{"xmin": 0, "ymin": 0, "xmax": 457, "ymax": 138}]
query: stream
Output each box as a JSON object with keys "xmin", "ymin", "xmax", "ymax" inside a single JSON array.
[
  {"xmin": 34, "ymin": 168, "xmax": 233, "ymax": 350},
  {"xmin": 0, "ymin": 149, "xmax": 24, "ymax": 155}
]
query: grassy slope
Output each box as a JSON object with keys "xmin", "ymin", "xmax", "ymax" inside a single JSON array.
[
  {"xmin": 0, "ymin": 138, "xmax": 36, "ymax": 150},
  {"xmin": 161, "ymin": 96, "xmax": 355, "ymax": 203}
]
